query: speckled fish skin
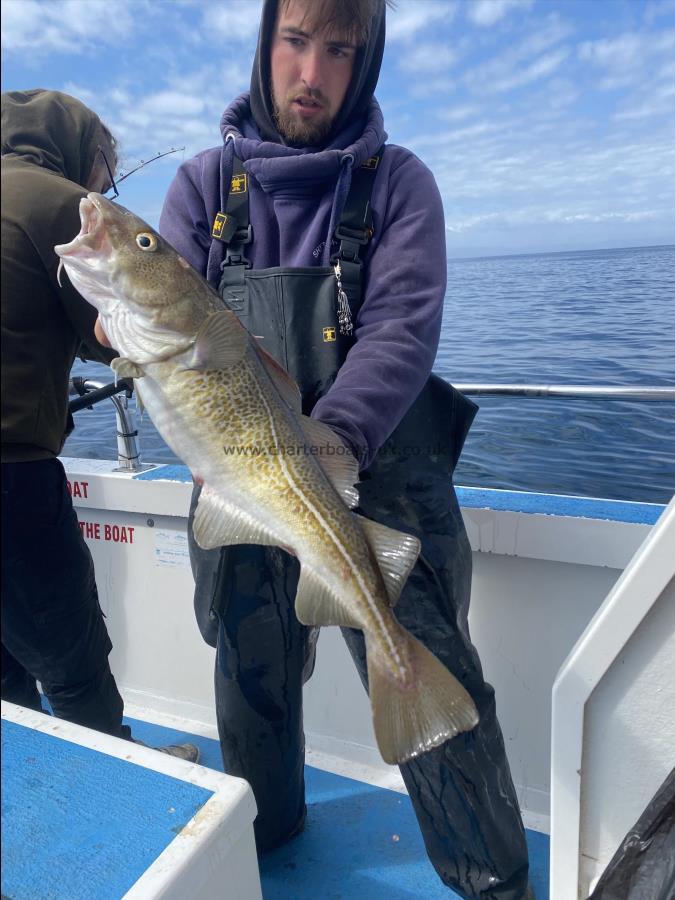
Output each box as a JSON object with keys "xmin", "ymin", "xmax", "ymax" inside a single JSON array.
[{"xmin": 55, "ymin": 193, "xmax": 479, "ymax": 765}]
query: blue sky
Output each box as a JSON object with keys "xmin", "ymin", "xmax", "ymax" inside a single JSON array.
[{"xmin": 2, "ymin": 0, "xmax": 674, "ymax": 257}]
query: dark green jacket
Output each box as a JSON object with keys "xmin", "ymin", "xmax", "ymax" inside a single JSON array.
[{"xmin": 1, "ymin": 89, "xmax": 116, "ymax": 462}]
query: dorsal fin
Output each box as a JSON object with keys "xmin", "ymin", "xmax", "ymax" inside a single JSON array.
[
  {"xmin": 299, "ymin": 415, "xmax": 360, "ymax": 509},
  {"xmin": 356, "ymin": 515, "xmax": 420, "ymax": 606}
]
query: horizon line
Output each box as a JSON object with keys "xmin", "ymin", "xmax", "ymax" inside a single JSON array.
[{"xmin": 447, "ymin": 242, "xmax": 675, "ymax": 263}]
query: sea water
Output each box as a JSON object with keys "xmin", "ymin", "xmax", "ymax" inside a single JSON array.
[{"xmin": 65, "ymin": 244, "xmax": 675, "ymax": 504}]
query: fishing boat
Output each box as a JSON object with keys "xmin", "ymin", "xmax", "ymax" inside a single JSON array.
[{"xmin": 2, "ymin": 379, "xmax": 674, "ymax": 900}]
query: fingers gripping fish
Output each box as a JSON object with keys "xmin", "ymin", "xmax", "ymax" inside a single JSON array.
[{"xmin": 55, "ymin": 193, "xmax": 478, "ymax": 765}]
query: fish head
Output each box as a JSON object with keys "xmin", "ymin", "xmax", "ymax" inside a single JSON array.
[{"xmin": 55, "ymin": 193, "xmax": 218, "ymax": 363}]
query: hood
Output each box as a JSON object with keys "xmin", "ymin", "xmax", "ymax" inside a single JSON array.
[
  {"xmin": 1, "ymin": 89, "xmax": 106, "ymax": 187},
  {"xmin": 249, "ymin": 0, "xmax": 386, "ymax": 146},
  {"xmin": 211, "ymin": 92, "xmax": 386, "ymax": 274},
  {"xmin": 220, "ymin": 93, "xmax": 386, "ymax": 189}
]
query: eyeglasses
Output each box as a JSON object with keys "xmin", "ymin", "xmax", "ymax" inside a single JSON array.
[{"xmin": 96, "ymin": 144, "xmax": 119, "ymax": 199}]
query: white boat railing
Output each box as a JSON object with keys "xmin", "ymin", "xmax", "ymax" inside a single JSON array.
[
  {"xmin": 67, "ymin": 376, "xmax": 675, "ymax": 473},
  {"xmin": 454, "ymin": 383, "xmax": 675, "ymax": 401}
]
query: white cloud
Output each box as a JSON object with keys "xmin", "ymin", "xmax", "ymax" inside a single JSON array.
[
  {"xmin": 413, "ymin": 121, "xmax": 499, "ymax": 149},
  {"xmin": 466, "ymin": 0, "xmax": 535, "ymax": 28},
  {"xmin": 1, "ymin": 0, "xmax": 136, "ymax": 54},
  {"xmin": 387, "ymin": 0, "xmax": 458, "ymax": 42},
  {"xmin": 406, "ymin": 94, "xmax": 675, "ymax": 245},
  {"xmin": 578, "ymin": 29, "xmax": 675, "ymax": 90},
  {"xmin": 439, "ymin": 104, "xmax": 482, "ymax": 122},
  {"xmin": 60, "ymin": 82, "xmax": 97, "ymax": 107},
  {"xmin": 398, "ymin": 42, "xmax": 458, "ymax": 74},
  {"xmin": 3, "ymin": 0, "xmax": 673, "ymax": 253},
  {"xmin": 62, "ymin": 59, "xmax": 249, "ymax": 169},
  {"xmin": 445, "ymin": 204, "xmax": 664, "ymax": 235},
  {"xmin": 201, "ymin": 0, "xmax": 263, "ymax": 42},
  {"xmin": 407, "ymin": 76, "xmax": 457, "ymax": 99},
  {"xmin": 579, "ymin": 34, "xmax": 639, "ymax": 69},
  {"xmin": 645, "ymin": 0, "xmax": 675, "ymax": 24},
  {"xmin": 136, "ymin": 91, "xmax": 206, "ymax": 118},
  {"xmin": 463, "ymin": 15, "xmax": 573, "ymax": 95},
  {"xmin": 445, "ymin": 212, "xmax": 502, "ymax": 233},
  {"xmin": 508, "ymin": 15, "xmax": 574, "ymax": 59},
  {"xmin": 163, "ymin": 61, "xmax": 250, "ymax": 98},
  {"xmin": 538, "ymin": 78, "xmax": 579, "ymax": 113},
  {"xmin": 577, "ymin": 27, "xmax": 675, "ymax": 122},
  {"xmin": 614, "ymin": 78, "xmax": 675, "ymax": 121},
  {"xmin": 465, "ymin": 44, "xmax": 570, "ymax": 94},
  {"xmin": 494, "ymin": 47, "xmax": 569, "ymax": 92},
  {"xmin": 545, "ymin": 210, "xmax": 659, "ymax": 224},
  {"xmin": 659, "ymin": 59, "xmax": 675, "ymax": 79},
  {"xmin": 1, "ymin": 0, "xmax": 262, "ymax": 61},
  {"xmin": 108, "ymin": 88, "xmax": 134, "ymax": 108}
]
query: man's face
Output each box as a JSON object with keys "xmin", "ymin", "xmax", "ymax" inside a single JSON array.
[{"xmin": 271, "ymin": 0, "xmax": 357, "ymax": 145}]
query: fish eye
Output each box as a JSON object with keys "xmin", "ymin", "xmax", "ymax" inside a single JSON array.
[{"xmin": 136, "ymin": 232, "xmax": 157, "ymax": 251}]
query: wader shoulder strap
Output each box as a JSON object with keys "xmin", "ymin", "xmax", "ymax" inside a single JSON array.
[
  {"xmin": 215, "ymin": 148, "xmax": 384, "ymax": 296},
  {"xmin": 330, "ymin": 149, "xmax": 383, "ymax": 308},
  {"xmin": 212, "ymin": 156, "xmax": 252, "ymax": 270}
]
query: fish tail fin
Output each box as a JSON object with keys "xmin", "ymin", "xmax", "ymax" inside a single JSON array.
[{"xmin": 367, "ymin": 630, "xmax": 479, "ymax": 766}]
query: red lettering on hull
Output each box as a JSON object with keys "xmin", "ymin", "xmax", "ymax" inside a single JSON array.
[
  {"xmin": 77, "ymin": 520, "xmax": 135, "ymax": 544},
  {"xmin": 66, "ymin": 480, "xmax": 89, "ymax": 499},
  {"xmin": 103, "ymin": 524, "xmax": 135, "ymax": 544}
]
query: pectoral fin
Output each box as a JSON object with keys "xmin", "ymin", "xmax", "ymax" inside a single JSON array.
[
  {"xmin": 356, "ymin": 516, "xmax": 420, "ymax": 607},
  {"xmin": 111, "ymin": 357, "xmax": 145, "ymax": 379},
  {"xmin": 184, "ymin": 310, "xmax": 248, "ymax": 370}
]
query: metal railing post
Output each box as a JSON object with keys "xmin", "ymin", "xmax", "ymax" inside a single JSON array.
[{"xmin": 68, "ymin": 378, "xmax": 153, "ymax": 473}]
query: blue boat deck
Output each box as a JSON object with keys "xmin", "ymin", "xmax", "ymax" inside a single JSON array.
[
  {"xmin": 2, "ymin": 710, "xmax": 549, "ymax": 898},
  {"xmin": 126, "ymin": 717, "xmax": 551, "ymax": 900}
]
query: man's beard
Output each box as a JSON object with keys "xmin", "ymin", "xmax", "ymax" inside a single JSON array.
[{"xmin": 272, "ymin": 86, "xmax": 334, "ymax": 147}]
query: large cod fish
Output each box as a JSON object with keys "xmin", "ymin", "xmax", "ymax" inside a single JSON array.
[{"xmin": 55, "ymin": 194, "xmax": 478, "ymax": 764}]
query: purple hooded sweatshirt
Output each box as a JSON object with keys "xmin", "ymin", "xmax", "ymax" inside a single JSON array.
[{"xmin": 160, "ymin": 93, "xmax": 447, "ymax": 469}]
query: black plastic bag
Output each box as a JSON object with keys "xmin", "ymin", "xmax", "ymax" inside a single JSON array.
[{"xmin": 589, "ymin": 767, "xmax": 675, "ymax": 900}]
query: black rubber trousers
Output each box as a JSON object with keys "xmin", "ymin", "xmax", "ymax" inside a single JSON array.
[
  {"xmin": 189, "ymin": 455, "xmax": 530, "ymax": 899},
  {"xmin": 1, "ymin": 458, "xmax": 128, "ymax": 738}
]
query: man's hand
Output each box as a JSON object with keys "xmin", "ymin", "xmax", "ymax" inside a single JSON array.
[{"xmin": 94, "ymin": 317, "xmax": 113, "ymax": 348}]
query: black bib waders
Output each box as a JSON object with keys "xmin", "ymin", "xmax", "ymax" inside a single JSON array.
[{"xmin": 187, "ymin": 158, "xmax": 531, "ymax": 899}]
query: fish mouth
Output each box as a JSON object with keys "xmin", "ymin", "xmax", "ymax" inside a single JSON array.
[
  {"xmin": 54, "ymin": 192, "xmax": 110, "ymax": 261},
  {"xmin": 79, "ymin": 194, "xmax": 103, "ymax": 243},
  {"xmin": 54, "ymin": 192, "xmax": 116, "ymax": 291}
]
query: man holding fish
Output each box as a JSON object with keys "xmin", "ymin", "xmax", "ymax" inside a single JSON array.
[
  {"xmin": 1, "ymin": 89, "xmax": 199, "ymax": 764},
  {"xmin": 73, "ymin": 0, "xmax": 533, "ymax": 896}
]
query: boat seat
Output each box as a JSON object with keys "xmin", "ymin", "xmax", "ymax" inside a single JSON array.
[{"xmin": 1, "ymin": 701, "xmax": 262, "ymax": 899}]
